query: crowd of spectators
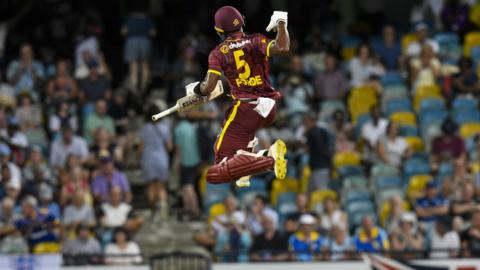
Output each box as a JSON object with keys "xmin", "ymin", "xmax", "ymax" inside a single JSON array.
[{"xmin": 1, "ymin": 0, "xmax": 480, "ymax": 266}]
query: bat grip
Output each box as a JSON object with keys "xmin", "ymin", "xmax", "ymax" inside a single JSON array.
[{"xmin": 151, "ymin": 106, "xmax": 178, "ymax": 121}]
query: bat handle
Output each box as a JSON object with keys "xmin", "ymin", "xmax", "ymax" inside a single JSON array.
[{"xmin": 152, "ymin": 105, "xmax": 179, "ymax": 121}]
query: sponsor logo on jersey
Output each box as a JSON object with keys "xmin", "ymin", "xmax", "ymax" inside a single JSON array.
[
  {"xmin": 220, "ymin": 45, "xmax": 229, "ymax": 54},
  {"xmin": 228, "ymin": 39, "xmax": 251, "ymax": 50},
  {"xmin": 236, "ymin": 75, "xmax": 263, "ymax": 87},
  {"xmin": 233, "ymin": 18, "xmax": 240, "ymax": 26}
]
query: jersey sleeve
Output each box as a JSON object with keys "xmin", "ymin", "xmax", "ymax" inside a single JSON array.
[
  {"xmin": 207, "ymin": 50, "xmax": 222, "ymax": 76},
  {"xmin": 252, "ymin": 33, "xmax": 275, "ymax": 57}
]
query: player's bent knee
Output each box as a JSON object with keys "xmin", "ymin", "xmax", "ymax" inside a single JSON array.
[{"xmin": 206, "ymin": 164, "xmax": 232, "ymax": 184}]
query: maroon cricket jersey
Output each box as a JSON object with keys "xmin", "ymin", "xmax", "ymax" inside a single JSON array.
[{"xmin": 208, "ymin": 32, "xmax": 279, "ymax": 99}]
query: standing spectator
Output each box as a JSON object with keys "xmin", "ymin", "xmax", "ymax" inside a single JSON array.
[
  {"xmin": 91, "ymin": 152, "xmax": 132, "ymax": 204},
  {"xmin": 289, "ymin": 214, "xmax": 327, "ymax": 261},
  {"xmin": 319, "ymin": 197, "xmax": 348, "ymax": 234},
  {"xmin": 250, "ymin": 214, "xmax": 288, "ymax": 262},
  {"xmin": 441, "ymin": 0, "xmax": 470, "ymax": 35},
  {"xmin": 6, "ymin": 43, "xmax": 45, "ymax": 95},
  {"xmin": 62, "ymin": 225, "xmax": 102, "ymax": 264},
  {"xmin": 314, "ymin": 54, "xmax": 348, "ymax": 101},
  {"xmin": 302, "ymin": 114, "xmax": 332, "ymax": 190},
  {"xmin": 247, "ymin": 195, "xmax": 279, "ymax": 236},
  {"xmin": 122, "ymin": 10, "xmax": 156, "ymax": 92},
  {"xmin": 429, "ymin": 217, "xmax": 460, "ymax": 258},
  {"xmin": 138, "ymin": 105, "xmax": 172, "ymax": 219},
  {"xmin": 377, "ymin": 122, "xmax": 411, "ymax": 167},
  {"xmin": 390, "ymin": 212, "xmax": 424, "ymax": 258},
  {"xmin": 415, "ymin": 180, "xmax": 449, "ymax": 227},
  {"xmin": 46, "ymin": 60, "xmax": 78, "ymax": 104},
  {"xmin": 348, "ymin": 43, "xmax": 385, "ymax": 87},
  {"xmin": 353, "ymin": 215, "xmax": 390, "ymax": 252},
  {"xmin": 49, "ymin": 124, "xmax": 89, "ymax": 169},
  {"xmin": 431, "ymin": 118, "xmax": 465, "ymax": 172},
  {"xmin": 406, "ymin": 23, "xmax": 439, "ymax": 57},
  {"xmin": 374, "ymin": 25, "xmax": 401, "ymax": 70},
  {"xmin": 174, "ymin": 114, "xmax": 201, "ymax": 218},
  {"xmin": 84, "ymin": 99, "xmax": 115, "ymax": 145},
  {"xmin": 104, "ymin": 228, "xmax": 142, "ymax": 265},
  {"xmin": 453, "ymin": 57, "xmax": 480, "ymax": 96}
]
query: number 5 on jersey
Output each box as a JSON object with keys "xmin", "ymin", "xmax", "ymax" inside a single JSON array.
[{"xmin": 233, "ymin": 49, "xmax": 263, "ymax": 87}]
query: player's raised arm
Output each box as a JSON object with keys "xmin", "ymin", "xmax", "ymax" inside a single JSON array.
[{"xmin": 266, "ymin": 11, "xmax": 290, "ymax": 56}]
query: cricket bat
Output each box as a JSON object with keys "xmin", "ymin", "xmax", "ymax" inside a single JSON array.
[{"xmin": 151, "ymin": 81, "xmax": 224, "ymax": 121}]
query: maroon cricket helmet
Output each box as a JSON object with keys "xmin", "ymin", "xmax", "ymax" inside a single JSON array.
[{"xmin": 214, "ymin": 6, "xmax": 244, "ymax": 33}]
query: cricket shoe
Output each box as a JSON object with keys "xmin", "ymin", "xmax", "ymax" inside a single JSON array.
[
  {"xmin": 235, "ymin": 175, "xmax": 251, "ymax": 188},
  {"xmin": 268, "ymin": 139, "xmax": 287, "ymax": 179}
]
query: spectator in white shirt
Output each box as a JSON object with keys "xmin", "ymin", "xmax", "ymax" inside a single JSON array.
[
  {"xmin": 406, "ymin": 22, "xmax": 439, "ymax": 57},
  {"xmin": 104, "ymin": 228, "xmax": 142, "ymax": 265},
  {"xmin": 49, "ymin": 124, "xmax": 88, "ymax": 168},
  {"xmin": 0, "ymin": 144, "xmax": 21, "ymax": 192},
  {"xmin": 348, "ymin": 43, "xmax": 385, "ymax": 87},
  {"xmin": 429, "ymin": 217, "xmax": 460, "ymax": 258},
  {"xmin": 362, "ymin": 105, "xmax": 389, "ymax": 164},
  {"xmin": 377, "ymin": 122, "xmax": 412, "ymax": 167}
]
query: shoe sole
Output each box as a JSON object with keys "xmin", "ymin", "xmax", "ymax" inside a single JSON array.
[{"xmin": 273, "ymin": 139, "xmax": 287, "ymax": 180}]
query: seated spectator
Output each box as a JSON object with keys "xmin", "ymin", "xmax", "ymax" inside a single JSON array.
[
  {"xmin": 348, "ymin": 43, "xmax": 385, "ymax": 87},
  {"xmin": 15, "ymin": 196, "xmax": 60, "ymax": 252},
  {"xmin": 288, "ymin": 193, "xmax": 315, "ymax": 221},
  {"xmin": 431, "ymin": 118, "xmax": 465, "ymax": 172},
  {"xmin": 462, "ymin": 211, "xmax": 480, "ymax": 257},
  {"xmin": 377, "ymin": 122, "xmax": 412, "ymax": 167},
  {"xmin": 330, "ymin": 110, "xmax": 355, "ymax": 153},
  {"xmin": 0, "ymin": 72, "xmax": 15, "ymax": 109},
  {"xmin": 0, "ymin": 197, "xmax": 27, "ymax": 254},
  {"xmin": 63, "ymin": 225, "xmax": 102, "ymax": 265},
  {"xmin": 453, "ymin": 57, "xmax": 480, "ymax": 96},
  {"xmin": 104, "ymin": 228, "xmax": 142, "ymax": 265},
  {"xmin": 91, "ymin": 152, "xmax": 131, "ymax": 204},
  {"xmin": 77, "ymin": 59, "xmax": 111, "ymax": 105},
  {"xmin": 406, "ymin": 23, "xmax": 439, "ymax": 57},
  {"xmin": 60, "ymin": 165, "xmax": 92, "ymax": 206},
  {"xmin": 302, "ymin": 114, "xmax": 332, "ymax": 190},
  {"xmin": 442, "ymin": 158, "xmax": 473, "ymax": 200},
  {"xmin": 23, "ymin": 145, "xmax": 54, "ymax": 186},
  {"xmin": 0, "ymin": 144, "xmax": 21, "ymax": 189},
  {"xmin": 250, "ymin": 214, "xmax": 288, "ymax": 262},
  {"xmin": 289, "ymin": 214, "xmax": 327, "ymax": 261},
  {"xmin": 409, "ymin": 45, "xmax": 441, "ymax": 88},
  {"xmin": 373, "ymin": 25, "xmax": 401, "ymax": 70},
  {"xmin": 89, "ymin": 128, "xmax": 123, "ymax": 167},
  {"xmin": 247, "ymin": 195, "xmax": 279, "ymax": 236},
  {"xmin": 214, "ymin": 211, "xmax": 251, "ymax": 263},
  {"xmin": 49, "ymin": 124, "xmax": 89, "ymax": 169},
  {"xmin": 48, "ymin": 102, "xmax": 79, "ymax": 137},
  {"xmin": 362, "ymin": 105, "xmax": 388, "ymax": 162},
  {"xmin": 282, "ymin": 73, "xmax": 313, "ymax": 125},
  {"xmin": 383, "ymin": 195, "xmax": 407, "ymax": 233},
  {"xmin": 314, "ymin": 54, "xmax": 348, "ymax": 101},
  {"xmin": 452, "ymin": 182, "xmax": 479, "ymax": 230},
  {"xmin": 327, "ymin": 225, "xmax": 352, "ymax": 261},
  {"xmin": 108, "ymin": 90, "xmax": 129, "ymax": 134},
  {"xmin": 390, "ymin": 212, "xmax": 424, "ymax": 258},
  {"xmin": 353, "ymin": 215, "xmax": 390, "ymax": 252},
  {"xmin": 38, "ymin": 184, "xmax": 61, "ymax": 220},
  {"xmin": 63, "ymin": 190, "xmax": 96, "ymax": 235},
  {"xmin": 84, "ymin": 99, "xmax": 115, "ymax": 145},
  {"xmin": 46, "ymin": 59, "xmax": 78, "ymax": 104},
  {"xmin": 415, "ymin": 180, "xmax": 449, "ymax": 227},
  {"xmin": 429, "ymin": 217, "xmax": 460, "ymax": 258},
  {"xmin": 6, "ymin": 43, "xmax": 45, "ymax": 95},
  {"xmin": 15, "ymin": 92, "xmax": 43, "ymax": 136},
  {"xmin": 319, "ymin": 197, "xmax": 347, "ymax": 234},
  {"xmin": 99, "ymin": 186, "xmax": 143, "ymax": 233}
]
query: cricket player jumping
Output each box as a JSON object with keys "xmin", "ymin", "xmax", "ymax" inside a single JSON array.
[{"xmin": 186, "ymin": 6, "xmax": 290, "ymax": 187}]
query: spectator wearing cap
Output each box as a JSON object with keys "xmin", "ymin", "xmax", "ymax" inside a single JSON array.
[
  {"xmin": 77, "ymin": 57, "xmax": 111, "ymax": 105},
  {"xmin": 431, "ymin": 118, "xmax": 465, "ymax": 173},
  {"xmin": 49, "ymin": 124, "xmax": 89, "ymax": 169},
  {"xmin": 314, "ymin": 53, "xmax": 348, "ymax": 101},
  {"xmin": 62, "ymin": 224, "xmax": 102, "ymax": 265},
  {"xmin": 406, "ymin": 23, "xmax": 439, "ymax": 57},
  {"xmin": 390, "ymin": 212, "xmax": 425, "ymax": 259},
  {"xmin": 353, "ymin": 215, "xmax": 390, "ymax": 252},
  {"xmin": 84, "ymin": 99, "xmax": 115, "ymax": 145},
  {"xmin": 373, "ymin": 25, "xmax": 401, "ymax": 70},
  {"xmin": 247, "ymin": 195, "xmax": 279, "ymax": 236},
  {"xmin": 6, "ymin": 43, "xmax": 45, "ymax": 95},
  {"xmin": 91, "ymin": 152, "xmax": 131, "ymax": 204},
  {"xmin": 250, "ymin": 214, "xmax": 288, "ymax": 262},
  {"xmin": 15, "ymin": 196, "xmax": 60, "ymax": 252},
  {"xmin": 289, "ymin": 214, "xmax": 327, "ymax": 261},
  {"xmin": 429, "ymin": 217, "xmax": 460, "ymax": 258},
  {"xmin": 0, "ymin": 143, "xmax": 21, "ymax": 195},
  {"xmin": 415, "ymin": 180, "xmax": 449, "ymax": 227}
]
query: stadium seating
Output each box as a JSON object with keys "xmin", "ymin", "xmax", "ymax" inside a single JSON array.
[
  {"xmin": 404, "ymin": 136, "xmax": 424, "ymax": 152},
  {"xmin": 463, "ymin": 31, "xmax": 480, "ymax": 56},
  {"xmin": 407, "ymin": 174, "xmax": 433, "ymax": 200},
  {"xmin": 333, "ymin": 151, "xmax": 361, "ymax": 168},
  {"xmin": 390, "ymin": 111, "xmax": 417, "ymax": 126},
  {"xmin": 460, "ymin": 122, "xmax": 480, "ymax": 139},
  {"xmin": 384, "ymin": 98, "xmax": 412, "ymax": 116},
  {"xmin": 310, "ymin": 189, "xmax": 337, "ymax": 210},
  {"xmin": 401, "ymin": 33, "xmax": 417, "ymax": 53},
  {"xmin": 208, "ymin": 202, "xmax": 226, "ymax": 224}
]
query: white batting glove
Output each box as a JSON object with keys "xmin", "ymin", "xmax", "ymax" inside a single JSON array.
[
  {"xmin": 266, "ymin": 11, "xmax": 288, "ymax": 32},
  {"xmin": 185, "ymin": 81, "xmax": 200, "ymax": 96}
]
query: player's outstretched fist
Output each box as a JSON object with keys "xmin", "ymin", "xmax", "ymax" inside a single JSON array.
[{"xmin": 266, "ymin": 11, "xmax": 288, "ymax": 32}]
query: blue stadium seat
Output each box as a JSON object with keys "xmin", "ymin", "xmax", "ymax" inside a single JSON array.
[
  {"xmin": 472, "ymin": 46, "xmax": 480, "ymax": 69},
  {"xmin": 453, "ymin": 98, "xmax": 478, "ymax": 111},
  {"xmin": 435, "ymin": 32, "xmax": 460, "ymax": 46},
  {"xmin": 399, "ymin": 125, "xmax": 419, "ymax": 136},
  {"xmin": 346, "ymin": 200, "xmax": 375, "ymax": 213},
  {"xmin": 453, "ymin": 109, "xmax": 480, "ymax": 125},
  {"xmin": 419, "ymin": 108, "xmax": 448, "ymax": 126},
  {"xmin": 206, "ymin": 183, "xmax": 231, "ymax": 193},
  {"xmin": 355, "ymin": 113, "xmax": 371, "ymax": 140},
  {"xmin": 419, "ymin": 98, "xmax": 445, "ymax": 112},
  {"xmin": 375, "ymin": 187, "xmax": 405, "ymax": 205},
  {"xmin": 374, "ymin": 175, "xmax": 403, "ymax": 190},
  {"xmin": 403, "ymin": 158, "xmax": 430, "ymax": 180},
  {"xmin": 381, "ymin": 71, "xmax": 404, "ymax": 87},
  {"xmin": 337, "ymin": 165, "xmax": 364, "ymax": 178},
  {"xmin": 370, "ymin": 163, "xmax": 399, "ymax": 178},
  {"xmin": 276, "ymin": 192, "xmax": 297, "ymax": 206},
  {"xmin": 342, "ymin": 175, "xmax": 368, "ymax": 189},
  {"xmin": 343, "ymin": 189, "xmax": 371, "ymax": 205},
  {"xmin": 385, "ymin": 98, "xmax": 412, "ymax": 116},
  {"xmin": 438, "ymin": 162, "xmax": 454, "ymax": 179}
]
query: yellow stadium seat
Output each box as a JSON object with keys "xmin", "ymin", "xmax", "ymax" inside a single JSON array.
[
  {"xmin": 271, "ymin": 177, "xmax": 299, "ymax": 205},
  {"xmin": 300, "ymin": 166, "xmax": 311, "ymax": 193},
  {"xmin": 350, "ymin": 86, "xmax": 377, "ymax": 99},
  {"xmin": 407, "ymin": 174, "xmax": 432, "ymax": 200},
  {"xmin": 33, "ymin": 242, "xmax": 61, "ymax": 254},
  {"xmin": 470, "ymin": 161, "xmax": 480, "ymax": 174},
  {"xmin": 460, "ymin": 122, "xmax": 480, "ymax": 139},
  {"xmin": 333, "ymin": 151, "xmax": 361, "ymax": 168},
  {"xmin": 405, "ymin": 136, "xmax": 424, "ymax": 152},
  {"xmin": 379, "ymin": 200, "xmax": 410, "ymax": 227},
  {"xmin": 416, "ymin": 85, "xmax": 441, "ymax": 96},
  {"xmin": 401, "ymin": 33, "xmax": 418, "ymax": 54},
  {"xmin": 208, "ymin": 202, "xmax": 226, "ymax": 224},
  {"xmin": 341, "ymin": 47, "xmax": 357, "ymax": 61},
  {"xmin": 309, "ymin": 189, "xmax": 337, "ymax": 210},
  {"xmin": 464, "ymin": 31, "xmax": 480, "ymax": 56},
  {"xmin": 390, "ymin": 111, "xmax": 417, "ymax": 126}
]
